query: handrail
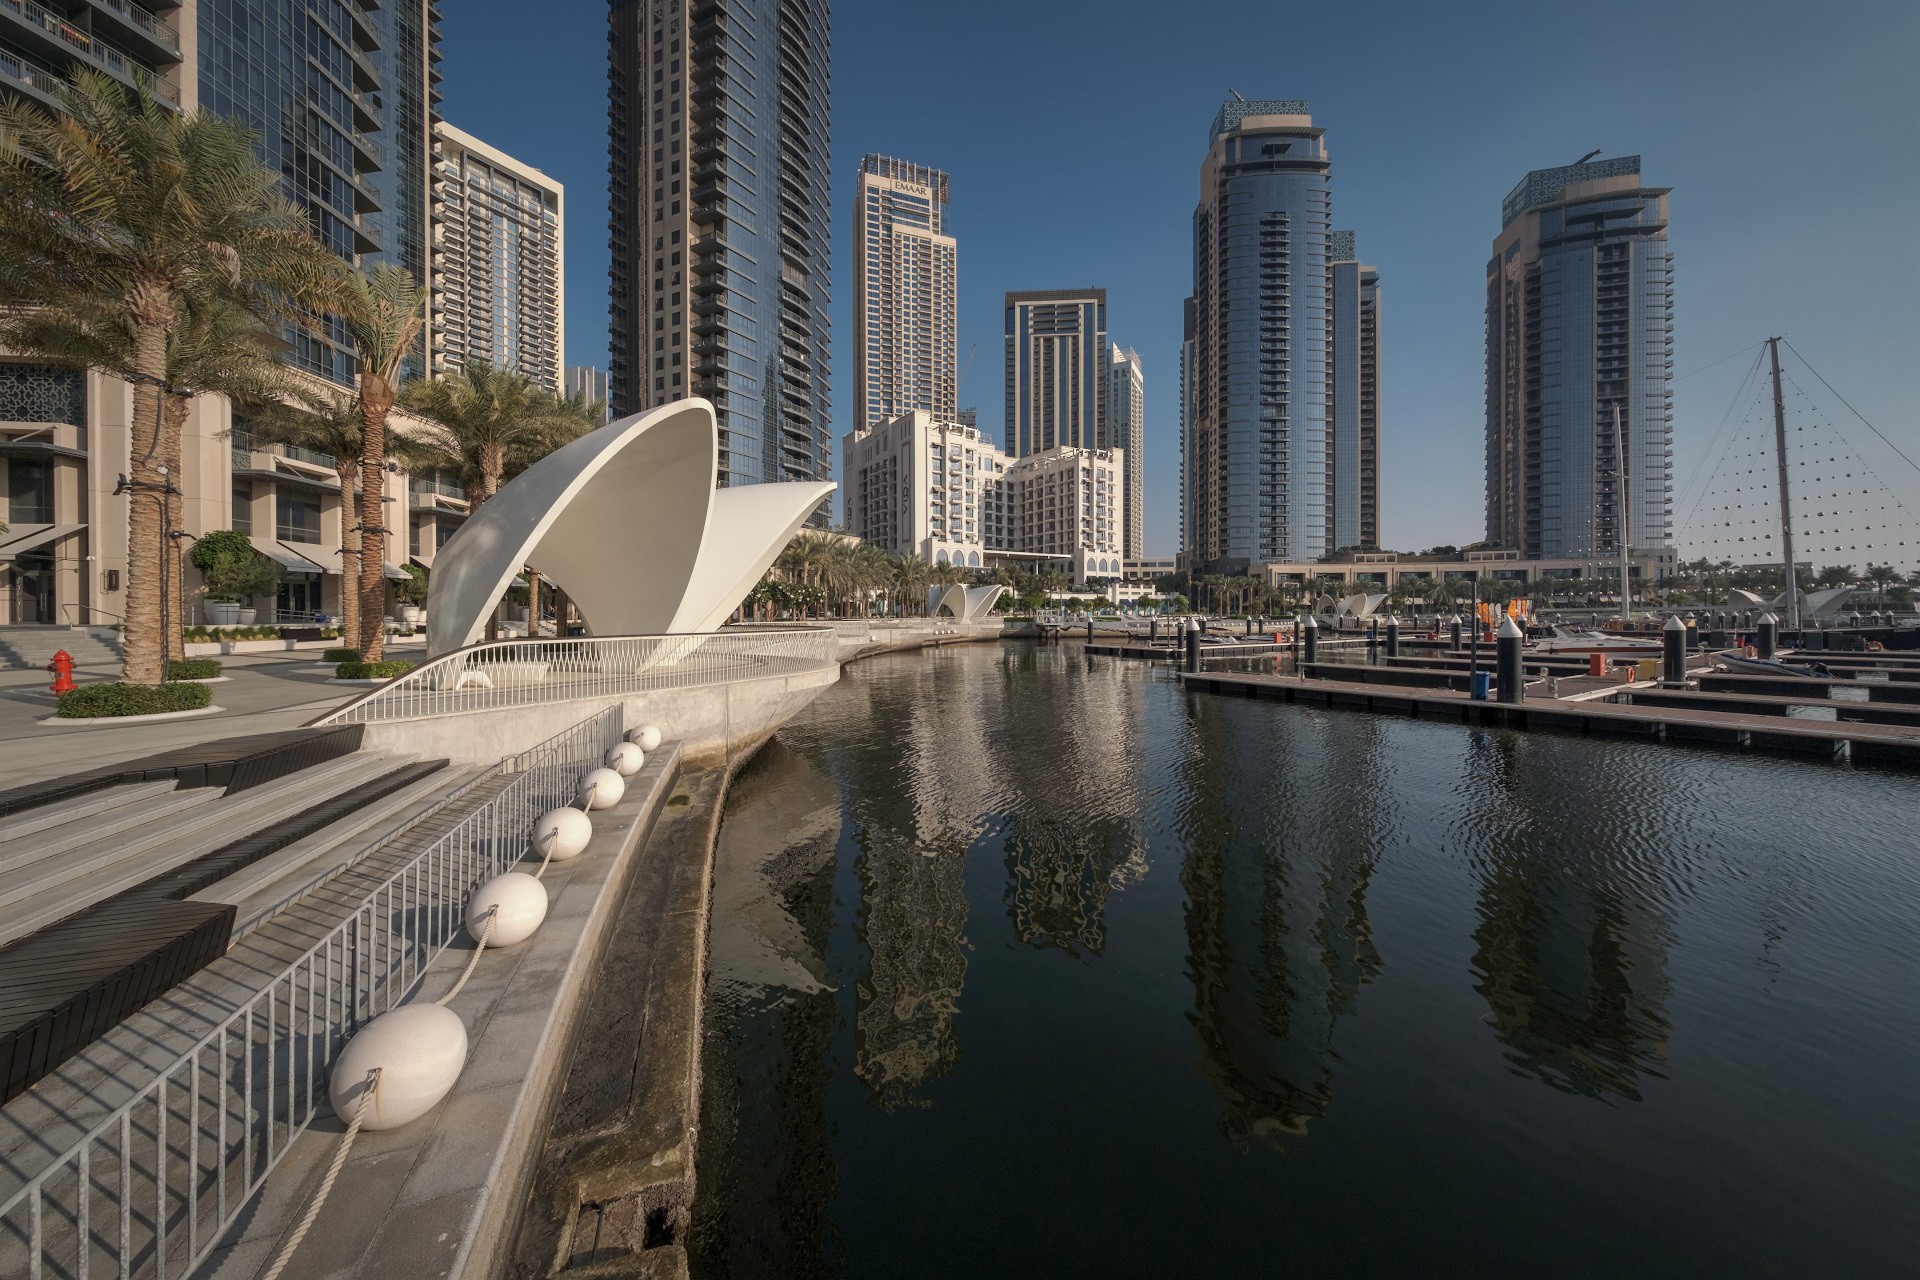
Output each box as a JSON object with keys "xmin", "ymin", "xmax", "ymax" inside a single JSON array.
[
  {"xmin": 310, "ymin": 626, "xmax": 839, "ymax": 727},
  {"xmin": 0, "ymin": 705, "xmax": 623, "ymax": 1278}
]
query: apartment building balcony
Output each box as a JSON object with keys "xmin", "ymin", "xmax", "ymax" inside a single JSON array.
[
  {"xmin": 0, "ymin": 40, "xmax": 63, "ymax": 108},
  {"xmin": 82, "ymin": 0, "xmax": 177, "ymax": 63},
  {"xmin": 0, "ymin": 0, "xmax": 177, "ymax": 103}
]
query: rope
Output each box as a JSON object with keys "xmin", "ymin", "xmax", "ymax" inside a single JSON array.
[
  {"xmin": 259, "ymin": 1069, "xmax": 380, "ymax": 1280},
  {"xmin": 437, "ymin": 906, "xmax": 496, "ymax": 1006}
]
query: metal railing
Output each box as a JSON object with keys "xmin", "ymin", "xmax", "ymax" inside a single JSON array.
[
  {"xmin": 0, "ymin": 705, "xmax": 623, "ymax": 1280},
  {"xmin": 88, "ymin": 0, "xmax": 178, "ymax": 54},
  {"xmin": 313, "ymin": 627, "xmax": 839, "ymax": 727},
  {"xmin": 0, "ymin": 0, "xmax": 179, "ymax": 103}
]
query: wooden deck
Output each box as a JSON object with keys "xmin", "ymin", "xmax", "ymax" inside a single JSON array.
[{"xmin": 1177, "ymin": 668, "xmax": 1920, "ymax": 769}]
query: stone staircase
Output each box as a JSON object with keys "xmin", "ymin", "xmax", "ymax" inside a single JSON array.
[
  {"xmin": 0, "ymin": 745, "xmax": 493, "ymax": 1102},
  {"xmin": 0, "ymin": 625, "xmax": 123, "ymax": 670}
]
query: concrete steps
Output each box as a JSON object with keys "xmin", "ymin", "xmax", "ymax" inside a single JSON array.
[
  {"xmin": 0, "ymin": 625, "xmax": 123, "ymax": 670},
  {"xmin": 0, "ymin": 753, "xmax": 402, "ymax": 948}
]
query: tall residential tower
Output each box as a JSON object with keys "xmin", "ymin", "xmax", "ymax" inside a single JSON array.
[
  {"xmin": 1106, "ymin": 343, "xmax": 1145, "ymax": 559},
  {"xmin": 1327, "ymin": 230, "xmax": 1381, "ymax": 550},
  {"xmin": 607, "ymin": 0, "xmax": 832, "ymax": 489},
  {"xmin": 431, "ymin": 122, "xmax": 564, "ymax": 393},
  {"xmin": 853, "ymin": 156, "xmax": 957, "ymax": 433},
  {"xmin": 1485, "ymin": 156, "xmax": 1673, "ymax": 558},
  {"xmin": 1004, "ymin": 289, "xmax": 1105, "ymax": 456},
  {"xmin": 1183, "ymin": 99, "xmax": 1333, "ymax": 574}
]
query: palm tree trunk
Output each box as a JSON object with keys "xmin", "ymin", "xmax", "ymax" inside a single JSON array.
[
  {"xmin": 121, "ymin": 322, "xmax": 170, "ymax": 685},
  {"xmin": 163, "ymin": 395, "xmax": 191, "ymax": 665},
  {"xmin": 335, "ymin": 463, "xmax": 362, "ymax": 646},
  {"xmin": 358, "ymin": 377, "xmax": 394, "ymax": 661},
  {"xmin": 527, "ymin": 567, "xmax": 542, "ymax": 637}
]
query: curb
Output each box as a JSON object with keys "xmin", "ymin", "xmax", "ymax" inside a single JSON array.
[{"xmin": 38, "ymin": 705, "xmax": 226, "ymax": 727}]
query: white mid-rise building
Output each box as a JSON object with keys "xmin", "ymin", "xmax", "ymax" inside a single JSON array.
[{"xmin": 842, "ymin": 411, "xmax": 1122, "ymax": 583}]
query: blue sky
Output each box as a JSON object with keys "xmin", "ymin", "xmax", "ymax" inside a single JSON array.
[{"xmin": 441, "ymin": 0, "xmax": 1920, "ymax": 560}]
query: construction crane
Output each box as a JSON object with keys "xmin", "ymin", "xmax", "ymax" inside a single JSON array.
[{"xmin": 957, "ymin": 343, "xmax": 976, "ymax": 395}]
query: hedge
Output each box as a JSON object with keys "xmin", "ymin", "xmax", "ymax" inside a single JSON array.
[
  {"xmin": 322, "ymin": 647, "xmax": 363, "ymax": 663},
  {"xmin": 336, "ymin": 660, "xmax": 414, "ymax": 680},
  {"xmin": 167, "ymin": 658, "xmax": 223, "ymax": 680},
  {"xmin": 57, "ymin": 682, "xmax": 213, "ymax": 718}
]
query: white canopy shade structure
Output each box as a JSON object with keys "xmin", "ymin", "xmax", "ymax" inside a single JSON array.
[
  {"xmin": 926, "ymin": 583, "xmax": 1008, "ymax": 621},
  {"xmin": 425, "ymin": 399, "xmax": 834, "ymax": 656}
]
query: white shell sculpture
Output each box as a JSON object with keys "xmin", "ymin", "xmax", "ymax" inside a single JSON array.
[
  {"xmin": 605, "ymin": 742, "xmax": 645, "ymax": 776},
  {"xmin": 627, "ymin": 724, "xmax": 663, "ymax": 752},
  {"xmin": 532, "ymin": 806, "xmax": 592, "ymax": 862},
  {"xmin": 329, "ymin": 1004, "xmax": 468, "ymax": 1131},
  {"xmin": 424, "ymin": 399, "xmax": 834, "ymax": 656},
  {"xmin": 465, "ymin": 872, "xmax": 548, "ymax": 947},
  {"xmin": 578, "ymin": 767, "xmax": 625, "ymax": 811}
]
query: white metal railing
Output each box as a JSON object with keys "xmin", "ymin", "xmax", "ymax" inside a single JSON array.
[
  {"xmin": 312, "ymin": 627, "xmax": 839, "ymax": 727},
  {"xmin": 0, "ymin": 706, "xmax": 623, "ymax": 1279}
]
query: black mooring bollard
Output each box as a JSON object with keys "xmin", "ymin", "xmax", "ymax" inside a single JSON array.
[
  {"xmin": 1496, "ymin": 616, "xmax": 1525, "ymax": 704},
  {"xmin": 1302, "ymin": 613, "xmax": 1319, "ymax": 665},
  {"xmin": 1757, "ymin": 612, "xmax": 1778, "ymax": 659},
  {"xmin": 1367, "ymin": 620, "xmax": 1378, "ymax": 664},
  {"xmin": 1663, "ymin": 614, "xmax": 1687, "ymax": 683},
  {"xmin": 1386, "ymin": 615, "xmax": 1401, "ymax": 658},
  {"xmin": 1449, "ymin": 613, "xmax": 1464, "ymax": 653},
  {"xmin": 1149, "ymin": 618, "xmax": 1158, "ymax": 644},
  {"xmin": 1683, "ymin": 613, "xmax": 1699, "ymax": 654},
  {"xmin": 1185, "ymin": 619, "xmax": 1201, "ymax": 673},
  {"xmin": 1087, "ymin": 618, "xmax": 1095, "ymax": 646}
]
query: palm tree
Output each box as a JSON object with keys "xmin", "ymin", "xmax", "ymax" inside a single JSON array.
[
  {"xmin": 403, "ymin": 362, "xmax": 600, "ymax": 636},
  {"xmin": 339, "ymin": 264, "xmax": 426, "ymax": 659},
  {"xmin": 0, "ymin": 73, "xmax": 344, "ymax": 682}
]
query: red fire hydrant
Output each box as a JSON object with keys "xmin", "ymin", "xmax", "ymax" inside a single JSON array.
[{"xmin": 48, "ymin": 649, "xmax": 76, "ymax": 696}]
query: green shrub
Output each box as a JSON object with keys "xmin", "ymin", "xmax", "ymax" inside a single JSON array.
[
  {"xmin": 167, "ymin": 658, "xmax": 222, "ymax": 680},
  {"xmin": 336, "ymin": 660, "xmax": 414, "ymax": 680},
  {"xmin": 57, "ymin": 682, "xmax": 213, "ymax": 718},
  {"xmin": 323, "ymin": 647, "xmax": 363, "ymax": 663}
]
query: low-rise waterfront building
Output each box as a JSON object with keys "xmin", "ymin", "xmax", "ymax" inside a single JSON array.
[
  {"xmin": 1254, "ymin": 545, "xmax": 1675, "ymax": 592},
  {"xmin": 841, "ymin": 410, "xmax": 1123, "ymax": 583}
]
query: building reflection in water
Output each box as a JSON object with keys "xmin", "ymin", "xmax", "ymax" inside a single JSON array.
[
  {"xmin": 1458, "ymin": 732, "xmax": 1674, "ymax": 1100},
  {"xmin": 1178, "ymin": 697, "xmax": 1389, "ymax": 1148}
]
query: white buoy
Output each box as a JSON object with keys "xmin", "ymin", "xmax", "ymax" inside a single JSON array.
[
  {"xmin": 465, "ymin": 872, "xmax": 548, "ymax": 946},
  {"xmin": 532, "ymin": 806, "xmax": 592, "ymax": 862},
  {"xmin": 578, "ymin": 766, "xmax": 625, "ymax": 810},
  {"xmin": 604, "ymin": 742, "xmax": 645, "ymax": 776},
  {"xmin": 626, "ymin": 724, "xmax": 663, "ymax": 752},
  {"xmin": 328, "ymin": 1004, "xmax": 467, "ymax": 1130}
]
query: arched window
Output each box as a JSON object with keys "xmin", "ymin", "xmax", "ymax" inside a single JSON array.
[
  {"xmin": 936, "ymin": 550, "xmax": 948, "ymax": 566},
  {"xmin": 968, "ymin": 551, "xmax": 980, "ymax": 567}
]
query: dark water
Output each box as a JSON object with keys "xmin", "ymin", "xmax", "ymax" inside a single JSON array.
[{"xmin": 688, "ymin": 644, "xmax": 1920, "ymax": 1278}]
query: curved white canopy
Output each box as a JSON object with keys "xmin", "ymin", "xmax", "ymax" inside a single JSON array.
[{"xmin": 425, "ymin": 398, "xmax": 834, "ymax": 655}]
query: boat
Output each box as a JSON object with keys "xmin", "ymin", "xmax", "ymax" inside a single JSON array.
[
  {"xmin": 1713, "ymin": 650, "xmax": 1831, "ymax": 678},
  {"xmin": 1529, "ymin": 624, "xmax": 1663, "ymax": 658}
]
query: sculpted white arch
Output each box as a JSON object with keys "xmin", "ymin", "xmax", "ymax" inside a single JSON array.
[
  {"xmin": 426, "ymin": 399, "xmax": 833, "ymax": 656},
  {"xmin": 927, "ymin": 583, "xmax": 1007, "ymax": 621}
]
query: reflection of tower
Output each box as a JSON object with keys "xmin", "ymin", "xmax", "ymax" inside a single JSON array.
[
  {"xmin": 1464, "ymin": 738, "xmax": 1672, "ymax": 1099},
  {"xmin": 1002, "ymin": 816, "xmax": 1135, "ymax": 954},
  {"xmin": 1178, "ymin": 695, "xmax": 1386, "ymax": 1146}
]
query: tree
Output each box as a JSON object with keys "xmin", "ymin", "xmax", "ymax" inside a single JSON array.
[
  {"xmin": 402, "ymin": 361, "xmax": 599, "ymax": 638},
  {"xmin": 0, "ymin": 73, "xmax": 343, "ymax": 681},
  {"xmin": 188, "ymin": 529, "xmax": 279, "ymax": 604},
  {"xmin": 339, "ymin": 264, "xmax": 426, "ymax": 659},
  {"xmin": 238, "ymin": 383, "xmax": 361, "ymax": 641}
]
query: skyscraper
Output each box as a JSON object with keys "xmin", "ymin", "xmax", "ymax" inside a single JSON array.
[
  {"xmin": 431, "ymin": 122, "xmax": 564, "ymax": 393},
  {"xmin": 1105, "ymin": 344, "xmax": 1145, "ymax": 559},
  {"xmin": 607, "ymin": 0, "xmax": 832, "ymax": 490},
  {"xmin": 1183, "ymin": 99, "xmax": 1333, "ymax": 574},
  {"xmin": 198, "ymin": 0, "xmax": 441, "ymax": 381},
  {"xmin": 1327, "ymin": 230, "xmax": 1381, "ymax": 550},
  {"xmin": 1486, "ymin": 156, "xmax": 1673, "ymax": 558},
  {"xmin": 566, "ymin": 366, "xmax": 612, "ymax": 421},
  {"xmin": 853, "ymin": 156, "xmax": 957, "ymax": 433},
  {"xmin": 1004, "ymin": 289, "xmax": 1105, "ymax": 456}
]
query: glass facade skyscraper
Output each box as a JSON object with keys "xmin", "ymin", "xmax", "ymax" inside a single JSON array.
[
  {"xmin": 608, "ymin": 0, "xmax": 833, "ymax": 493},
  {"xmin": 197, "ymin": 0, "xmax": 440, "ymax": 382},
  {"xmin": 1183, "ymin": 100, "xmax": 1333, "ymax": 574},
  {"xmin": 1328, "ymin": 230, "xmax": 1381, "ymax": 551},
  {"xmin": 1485, "ymin": 156, "xmax": 1673, "ymax": 558}
]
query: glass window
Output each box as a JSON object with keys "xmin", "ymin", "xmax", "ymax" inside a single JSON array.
[
  {"xmin": 276, "ymin": 494, "xmax": 321, "ymax": 544},
  {"xmin": 231, "ymin": 483, "xmax": 252, "ymax": 534}
]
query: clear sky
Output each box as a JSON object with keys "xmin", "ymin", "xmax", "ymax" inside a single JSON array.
[{"xmin": 441, "ymin": 0, "xmax": 1919, "ymax": 561}]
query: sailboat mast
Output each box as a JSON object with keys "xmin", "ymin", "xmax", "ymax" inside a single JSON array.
[
  {"xmin": 1613, "ymin": 402, "xmax": 1631, "ymax": 620},
  {"xmin": 1767, "ymin": 337, "xmax": 1800, "ymax": 629}
]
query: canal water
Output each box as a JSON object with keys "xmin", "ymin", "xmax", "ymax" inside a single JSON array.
[{"xmin": 688, "ymin": 643, "xmax": 1920, "ymax": 1278}]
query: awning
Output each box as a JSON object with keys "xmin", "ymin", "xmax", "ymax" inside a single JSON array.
[
  {"xmin": 0, "ymin": 523, "xmax": 81, "ymax": 560},
  {"xmin": 383, "ymin": 562, "xmax": 410, "ymax": 581},
  {"xmin": 249, "ymin": 536, "xmax": 327, "ymax": 575}
]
